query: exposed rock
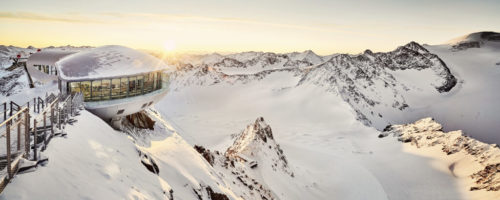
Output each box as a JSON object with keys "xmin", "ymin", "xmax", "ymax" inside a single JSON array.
[
  {"xmin": 194, "ymin": 145, "xmax": 215, "ymax": 166},
  {"xmin": 168, "ymin": 189, "xmax": 174, "ymax": 200},
  {"xmin": 192, "ymin": 185, "xmax": 230, "ymax": 200},
  {"xmin": 125, "ymin": 111, "xmax": 156, "ymax": 130},
  {"xmin": 192, "ymin": 117, "xmax": 294, "ymax": 200},
  {"xmin": 205, "ymin": 186, "xmax": 229, "ymax": 200},
  {"xmin": 479, "ymin": 32, "xmax": 500, "ymax": 41},
  {"xmin": 450, "ymin": 31, "xmax": 500, "ymax": 51},
  {"xmin": 137, "ymin": 149, "xmax": 160, "ymax": 175},
  {"xmin": 226, "ymin": 117, "xmax": 292, "ymax": 176},
  {"xmin": 452, "ymin": 41, "xmax": 481, "ymax": 51},
  {"xmin": 471, "ymin": 163, "xmax": 500, "ymax": 191},
  {"xmin": 172, "ymin": 41, "xmax": 458, "ymax": 134},
  {"xmin": 382, "ymin": 118, "xmax": 500, "ymax": 191}
]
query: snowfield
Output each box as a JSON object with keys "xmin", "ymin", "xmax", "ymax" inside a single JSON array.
[{"xmin": 157, "ymin": 75, "xmax": 499, "ymax": 199}]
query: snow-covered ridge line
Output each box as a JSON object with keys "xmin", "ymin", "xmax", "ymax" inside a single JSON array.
[
  {"xmin": 172, "ymin": 41, "xmax": 458, "ymax": 129},
  {"xmin": 446, "ymin": 31, "xmax": 500, "ymax": 45},
  {"xmin": 380, "ymin": 117, "xmax": 500, "ymax": 191}
]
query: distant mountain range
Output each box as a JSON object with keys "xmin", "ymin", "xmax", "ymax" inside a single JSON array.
[{"xmin": 169, "ymin": 31, "xmax": 500, "ymax": 144}]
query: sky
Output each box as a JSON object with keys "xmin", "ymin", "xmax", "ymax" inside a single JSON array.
[{"xmin": 0, "ymin": 0, "xmax": 499, "ymax": 55}]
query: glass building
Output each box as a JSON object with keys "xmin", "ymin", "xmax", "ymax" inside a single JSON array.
[
  {"xmin": 67, "ymin": 71, "xmax": 169, "ymax": 102},
  {"xmin": 55, "ymin": 45, "xmax": 173, "ymax": 120}
]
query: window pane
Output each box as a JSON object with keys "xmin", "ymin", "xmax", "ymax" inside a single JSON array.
[
  {"xmin": 136, "ymin": 75, "xmax": 143, "ymax": 95},
  {"xmin": 128, "ymin": 77, "xmax": 136, "ymax": 96},
  {"xmin": 144, "ymin": 73, "xmax": 153, "ymax": 93},
  {"xmin": 102, "ymin": 79, "xmax": 111, "ymax": 100},
  {"xmin": 158, "ymin": 72, "xmax": 162, "ymax": 90},
  {"xmin": 91, "ymin": 80, "xmax": 102, "ymax": 101},
  {"xmin": 152, "ymin": 72, "xmax": 157, "ymax": 90},
  {"xmin": 121, "ymin": 77, "xmax": 128, "ymax": 97},
  {"xmin": 161, "ymin": 72, "xmax": 169, "ymax": 89},
  {"xmin": 111, "ymin": 78, "xmax": 121, "ymax": 99},
  {"xmin": 81, "ymin": 81, "xmax": 91, "ymax": 101},
  {"xmin": 70, "ymin": 82, "xmax": 81, "ymax": 93}
]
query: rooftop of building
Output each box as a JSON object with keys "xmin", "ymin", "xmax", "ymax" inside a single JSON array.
[{"xmin": 56, "ymin": 45, "xmax": 172, "ymax": 81}]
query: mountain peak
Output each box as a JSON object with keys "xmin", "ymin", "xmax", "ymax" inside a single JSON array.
[
  {"xmin": 363, "ymin": 49, "xmax": 374, "ymax": 55},
  {"xmin": 303, "ymin": 49, "xmax": 315, "ymax": 54},
  {"xmin": 446, "ymin": 31, "xmax": 500, "ymax": 45},
  {"xmin": 225, "ymin": 117, "xmax": 293, "ymax": 176},
  {"xmin": 400, "ymin": 41, "xmax": 429, "ymax": 54},
  {"xmin": 227, "ymin": 117, "xmax": 275, "ymax": 155}
]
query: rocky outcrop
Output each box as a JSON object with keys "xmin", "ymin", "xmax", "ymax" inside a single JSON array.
[
  {"xmin": 193, "ymin": 117, "xmax": 294, "ymax": 200},
  {"xmin": 380, "ymin": 118, "xmax": 500, "ymax": 191},
  {"xmin": 450, "ymin": 31, "xmax": 500, "ymax": 51},
  {"xmin": 226, "ymin": 117, "xmax": 293, "ymax": 176},
  {"xmin": 125, "ymin": 111, "xmax": 156, "ymax": 130},
  {"xmin": 137, "ymin": 149, "xmax": 160, "ymax": 175},
  {"xmin": 452, "ymin": 41, "xmax": 481, "ymax": 51},
  {"xmin": 470, "ymin": 163, "xmax": 500, "ymax": 191},
  {"xmin": 194, "ymin": 145, "xmax": 215, "ymax": 166},
  {"xmin": 205, "ymin": 186, "xmax": 229, "ymax": 200}
]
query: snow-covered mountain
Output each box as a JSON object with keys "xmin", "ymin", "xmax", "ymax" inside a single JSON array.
[
  {"xmin": 380, "ymin": 117, "xmax": 500, "ymax": 193},
  {"xmin": 1, "ymin": 32, "xmax": 500, "ymax": 199},
  {"xmin": 169, "ymin": 31, "xmax": 500, "ymax": 145},
  {"xmin": 447, "ymin": 31, "xmax": 500, "ymax": 51},
  {"xmin": 171, "ymin": 43, "xmax": 450, "ymax": 125}
]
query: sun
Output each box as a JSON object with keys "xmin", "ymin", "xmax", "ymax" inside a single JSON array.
[{"xmin": 163, "ymin": 40, "xmax": 176, "ymax": 52}]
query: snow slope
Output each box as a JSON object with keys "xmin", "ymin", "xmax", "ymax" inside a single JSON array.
[
  {"xmin": 380, "ymin": 117, "xmax": 500, "ymax": 199},
  {"xmin": 155, "ymin": 33, "xmax": 500, "ymax": 198},
  {"xmin": 170, "ymin": 32, "xmax": 500, "ymax": 145},
  {"xmin": 1, "ymin": 110, "xmax": 172, "ymax": 199},
  {"xmin": 421, "ymin": 32, "xmax": 500, "ymax": 143},
  {"xmin": 157, "ymin": 76, "xmax": 488, "ymax": 199},
  {"xmin": 1, "ymin": 110, "xmax": 243, "ymax": 200}
]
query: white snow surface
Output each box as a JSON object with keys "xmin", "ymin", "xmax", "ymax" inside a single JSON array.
[
  {"xmin": 157, "ymin": 77, "xmax": 485, "ymax": 199},
  {"xmin": 1, "ymin": 110, "xmax": 243, "ymax": 200},
  {"xmin": 1, "ymin": 33, "xmax": 500, "ymax": 199},
  {"xmin": 56, "ymin": 45, "xmax": 173, "ymax": 81},
  {"xmin": 170, "ymin": 37, "xmax": 500, "ymax": 145},
  {"xmin": 418, "ymin": 41, "xmax": 500, "ymax": 143}
]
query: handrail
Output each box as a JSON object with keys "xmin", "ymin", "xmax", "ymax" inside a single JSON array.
[
  {"xmin": 0, "ymin": 92, "xmax": 83, "ymax": 194},
  {"xmin": 32, "ymin": 97, "xmax": 59, "ymax": 122},
  {"xmin": 0, "ymin": 107, "xmax": 28, "ymax": 128},
  {"xmin": 9, "ymin": 102, "xmax": 21, "ymax": 117}
]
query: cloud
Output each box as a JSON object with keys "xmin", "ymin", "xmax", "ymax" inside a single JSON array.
[
  {"xmin": 101, "ymin": 12, "xmax": 371, "ymax": 36},
  {"xmin": 0, "ymin": 11, "xmax": 372, "ymax": 37},
  {"xmin": 0, "ymin": 12, "xmax": 103, "ymax": 23}
]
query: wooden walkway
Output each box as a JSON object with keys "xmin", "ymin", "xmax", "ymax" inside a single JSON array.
[{"xmin": 0, "ymin": 92, "xmax": 83, "ymax": 193}]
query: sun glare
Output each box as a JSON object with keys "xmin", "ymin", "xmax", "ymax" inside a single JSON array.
[{"xmin": 163, "ymin": 40, "xmax": 176, "ymax": 52}]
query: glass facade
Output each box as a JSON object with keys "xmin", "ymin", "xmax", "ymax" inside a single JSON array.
[
  {"xmin": 102, "ymin": 79, "xmax": 110, "ymax": 100},
  {"xmin": 68, "ymin": 71, "xmax": 168, "ymax": 102},
  {"xmin": 33, "ymin": 64, "xmax": 58, "ymax": 75}
]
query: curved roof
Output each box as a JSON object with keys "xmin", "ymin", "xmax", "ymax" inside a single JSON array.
[
  {"xmin": 27, "ymin": 50, "xmax": 77, "ymax": 66},
  {"xmin": 26, "ymin": 50, "xmax": 77, "ymax": 83},
  {"xmin": 56, "ymin": 45, "xmax": 173, "ymax": 81}
]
